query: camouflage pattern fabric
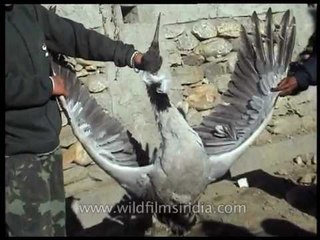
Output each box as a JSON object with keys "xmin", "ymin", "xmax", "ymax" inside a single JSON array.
[{"xmin": 5, "ymin": 147, "xmax": 66, "ymax": 236}]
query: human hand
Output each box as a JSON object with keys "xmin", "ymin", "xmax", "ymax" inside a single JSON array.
[
  {"xmin": 142, "ymin": 47, "xmax": 163, "ymax": 74},
  {"xmin": 271, "ymin": 76, "xmax": 299, "ymax": 97},
  {"xmin": 51, "ymin": 75, "xmax": 68, "ymax": 96},
  {"xmin": 133, "ymin": 50, "xmax": 163, "ymax": 74}
]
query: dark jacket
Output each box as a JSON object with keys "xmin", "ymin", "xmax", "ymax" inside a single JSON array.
[
  {"xmin": 294, "ymin": 52, "xmax": 317, "ymax": 91},
  {"xmin": 5, "ymin": 4, "xmax": 137, "ymax": 155},
  {"xmin": 291, "ymin": 32, "xmax": 317, "ymax": 92}
]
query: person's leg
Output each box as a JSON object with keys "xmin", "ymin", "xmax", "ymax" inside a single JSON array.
[
  {"xmin": 5, "ymin": 153, "xmax": 53, "ymax": 236},
  {"xmin": 42, "ymin": 147, "xmax": 66, "ymax": 236}
]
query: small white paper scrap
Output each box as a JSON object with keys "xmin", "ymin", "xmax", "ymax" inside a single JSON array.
[{"xmin": 237, "ymin": 178, "xmax": 249, "ymax": 188}]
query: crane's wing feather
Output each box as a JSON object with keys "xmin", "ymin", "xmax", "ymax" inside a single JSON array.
[
  {"xmin": 193, "ymin": 8, "xmax": 296, "ymax": 155},
  {"xmin": 52, "ymin": 62, "xmax": 154, "ymax": 198}
]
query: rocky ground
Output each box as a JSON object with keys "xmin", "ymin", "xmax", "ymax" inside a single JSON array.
[{"xmin": 45, "ymin": 4, "xmax": 317, "ymax": 236}]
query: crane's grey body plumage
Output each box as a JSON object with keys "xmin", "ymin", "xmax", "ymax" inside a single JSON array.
[{"xmin": 54, "ymin": 8, "xmax": 296, "ymax": 234}]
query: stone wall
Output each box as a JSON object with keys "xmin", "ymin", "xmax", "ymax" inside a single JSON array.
[{"xmin": 41, "ymin": 4, "xmax": 317, "ymax": 198}]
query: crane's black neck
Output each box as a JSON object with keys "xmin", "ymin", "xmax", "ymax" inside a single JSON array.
[{"xmin": 146, "ymin": 82, "xmax": 171, "ymax": 112}]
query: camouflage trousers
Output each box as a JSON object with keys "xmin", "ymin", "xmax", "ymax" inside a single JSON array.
[{"xmin": 5, "ymin": 147, "xmax": 66, "ymax": 236}]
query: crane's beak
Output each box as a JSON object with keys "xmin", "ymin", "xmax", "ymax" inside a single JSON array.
[{"xmin": 149, "ymin": 13, "xmax": 161, "ymax": 52}]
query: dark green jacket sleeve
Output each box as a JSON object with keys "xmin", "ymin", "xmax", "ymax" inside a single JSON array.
[
  {"xmin": 5, "ymin": 71, "xmax": 53, "ymax": 110},
  {"xmin": 33, "ymin": 4, "xmax": 136, "ymax": 67}
]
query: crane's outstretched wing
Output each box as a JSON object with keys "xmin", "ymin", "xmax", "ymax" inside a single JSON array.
[
  {"xmin": 52, "ymin": 61, "xmax": 155, "ymax": 198},
  {"xmin": 51, "ymin": 12, "xmax": 164, "ymax": 198},
  {"xmin": 193, "ymin": 8, "xmax": 296, "ymax": 155}
]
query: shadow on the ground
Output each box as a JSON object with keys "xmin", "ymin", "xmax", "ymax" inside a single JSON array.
[
  {"xmin": 199, "ymin": 218, "xmax": 316, "ymax": 237},
  {"xmin": 260, "ymin": 218, "xmax": 316, "ymax": 237},
  {"xmin": 65, "ymin": 195, "xmax": 153, "ymax": 236},
  {"xmin": 232, "ymin": 169, "xmax": 317, "ymax": 218},
  {"xmin": 199, "ymin": 220, "xmax": 256, "ymax": 236},
  {"xmin": 232, "ymin": 169, "xmax": 297, "ymax": 199}
]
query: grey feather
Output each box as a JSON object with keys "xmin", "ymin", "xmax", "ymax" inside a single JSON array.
[
  {"xmin": 284, "ymin": 17, "xmax": 296, "ymax": 70},
  {"xmin": 213, "ymin": 104, "xmax": 243, "ymax": 119},
  {"xmin": 265, "ymin": 8, "xmax": 274, "ymax": 67},
  {"xmin": 193, "ymin": 9, "xmax": 296, "ymax": 155},
  {"xmin": 277, "ymin": 10, "xmax": 290, "ymax": 67},
  {"xmin": 252, "ymin": 11, "xmax": 266, "ymax": 64}
]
